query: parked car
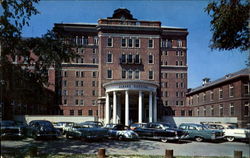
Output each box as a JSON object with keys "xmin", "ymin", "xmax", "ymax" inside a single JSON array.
[
  {"xmin": 53, "ymin": 122, "xmax": 74, "ymax": 134},
  {"xmin": 106, "ymin": 124, "xmax": 139, "ymax": 140},
  {"xmin": 134, "ymin": 122, "xmax": 186, "ymax": 142},
  {"xmin": 26, "ymin": 120, "xmax": 61, "ymax": 139},
  {"xmin": 65, "ymin": 123, "xmax": 108, "ymax": 140},
  {"xmin": 130, "ymin": 123, "xmax": 147, "ymax": 130},
  {"xmin": 179, "ymin": 123, "xmax": 224, "ymax": 142},
  {"xmin": 80, "ymin": 121, "xmax": 104, "ymax": 128},
  {"xmin": 0, "ymin": 120, "xmax": 27, "ymax": 139},
  {"xmin": 205, "ymin": 123, "xmax": 250, "ymax": 142}
]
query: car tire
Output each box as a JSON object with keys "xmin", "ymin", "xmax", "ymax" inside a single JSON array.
[
  {"xmin": 195, "ymin": 137, "xmax": 203, "ymax": 142},
  {"xmin": 118, "ymin": 135, "xmax": 124, "ymax": 141},
  {"xmin": 226, "ymin": 136, "xmax": 235, "ymax": 142},
  {"xmin": 161, "ymin": 138, "xmax": 168, "ymax": 143}
]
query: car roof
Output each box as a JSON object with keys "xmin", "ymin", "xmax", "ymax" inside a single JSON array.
[{"xmin": 179, "ymin": 123, "xmax": 202, "ymax": 126}]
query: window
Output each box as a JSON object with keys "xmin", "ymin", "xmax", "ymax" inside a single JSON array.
[
  {"xmin": 176, "ymin": 73, "xmax": 179, "ymax": 78},
  {"xmin": 230, "ymin": 103, "xmax": 234, "ymax": 116},
  {"xmin": 75, "ymin": 81, "xmax": 79, "ymax": 87},
  {"xmin": 92, "ymin": 72, "xmax": 97, "ymax": 78},
  {"xmin": 134, "ymin": 54, "xmax": 140, "ymax": 64},
  {"xmin": 92, "ymin": 81, "xmax": 96, "ymax": 87},
  {"xmin": 121, "ymin": 54, "xmax": 126, "ymax": 63},
  {"xmin": 107, "ymin": 70, "xmax": 112, "ymax": 79},
  {"xmin": 176, "ymin": 82, "xmax": 179, "ymax": 88},
  {"xmin": 148, "ymin": 39, "xmax": 153, "ymax": 48},
  {"xmin": 63, "ymin": 90, "xmax": 68, "ymax": 96},
  {"xmin": 122, "ymin": 69, "xmax": 126, "ymax": 79},
  {"xmin": 176, "ymin": 61, "xmax": 178, "ymax": 65},
  {"xmin": 75, "ymin": 99, "xmax": 79, "ymax": 105},
  {"xmin": 180, "ymin": 51, "xmax": 184, "ymax": 56},
  {"xmin": 70, "ymin": 110, "xmax": 74, "ymax": 116},
  {"xmin": 180, "ymin": 82, "xmax": 184, "ymax": 88},
  {"xmin": 127, "ymin": 54, "xmax": 133, "ymax": 63},
  {"xmin": 203, "ymin": 93, "xmax": 206, "ymax": 102},
  {"xmin": 82, "ymin": 36, "xmax": 88, "ymax": 45},
  {"xmin": 63, "ymin": 99, "xmax": 67, "ymax": 105},
  {"xmin": 244, "ymin": 102, "xmax": 249, "ymax": 116},
  {"xmin": 76, "ymin": 71, "xmax": 80, "ymax": 77},
  {"xmin": 88, "ymin": 110, "xmax": 93, "ymax": 116},
  {"xmin": 135, "ymin": 39, "xmax": 140, "ymax": 48},
  {"xmin": 167, "ymin": 40, "xmax": 172, "ymax": 48},
  {"xmin": 128, "ymin": 38, "xmax": 133, "ymax": 47},
  {"xmin": 166, "ymin": 82, "xmax": 168, "ymax": 88},
  {"xmin": 180, "ymin": 73, "xmax": 184, "ymax": 78},
  {"xmin": 176, "ymin": 51, "xmax": 179, "ymax": 56},
  {"xmin": 94, "ymin": 37, "xmax": 98, "ymax": 45},
  {"xmin": 80, "ymin": 100, "xmax": 84, "ymax": 106},
  {"xmin": 63, "ymin": 71, "xmax": 67, "ymax": 77},
  {"xmin": 180, "ymin": 61, "xmax": 183, "ymax": 65},
  {"xmin": 92, "ymin": 100, "xmax": 96, "ymax": 106},
  {"xmin": 211, "ymin": 106, "xmax": 214, "ymax": 116},
  {"xmin": 176, "ymin": 92, "xmax": 179, "ymax": 97},
  {"xmin": 176, "ymin": 101, "xmax": 179, "ymax": 106},
  {"xmin": 177, "ymin": 40, "xmax": 182, "ymax": 47},
  {"xmin": 93, "ymin": 48, "xmax": 96, "ymax": 54},
  {"xmin": 92, "ymin": 58, "xmax": 96, "ymax": 64},
  {"xmin": 188, "ymin": 110, "xmax": 192, "ymax": 116},
  {"xmin": 180, "ymin": 101, "xmax": 184, "ymax": 106},
  {"xmin": 81, "ymin": 71, "xmax": 84, "ymax": 77},
  {"xmin": 229, "ymin": 84, "xmax": 234, "ymax": 97},
  {"xmin": 210, "ymin": 90, "xmax": 214, "ymax": 101},
  {"xmin": 244, "ymin": 83, "xmax": 249, "ymax": 95},
  {"xmin": 107, "ymin": 52, "xmax": 113, "ymax": 63},
  {"xmin": 63, "ymin": 80, "xmax": 67, "ymax": 87},
  {"xmin": 80, "ymin": 90, "xmax": 84, "ymax": 96},
  {"xmin": 164, "ymin": 91, "xmax": 168, "ymax": 97},
  {"xmin": 135, "ymin": 70, "xmax": 140, "ymax": 79},
  {"xmin": 197, "ymin": 95, "xmax": 200, "ymax": 103},
  {"xmin": 203, "ymin": 107, "xmax": 206, "ymax": 116},
  {"xmin": 121, "ymin": 38, "xmax": 127, "ymax": 47},
  {"xmin": 181, "ymin": 110, "xmax": 185, "ymax": 116},
  {"xmin": 163, "ymin": 101, "xmax": 168, "ymax": 106},
  {"xmin": 219, "ymin": 104, "xmax": 223, "ymax": 116},
  {"xmin": 80, "ymin": 81, "xmax": 84, "ymax": 87},
  {"xmin": 78, "ymin": 110, "xmax": 82, "ymax": 116},
  {"xmin": 219, "ymin": 88, "xmax": 223, "ymax": 99},
  {"xmin": 92, "ymin": 90, "xmax": 96, "ymax": 96},
  {"xmin": 148, "ymin": 70, "xmax": 154, "ymax": 80},
  {"xmin": 80, "ymin": 58, "xmax": 84, "ymax": 63},
  {"xmin": 128, "ymin": 70, "xmax": 133, "ymax": 79},
  {"xmin": 107, "ymin": 37, "xmax": 113, "ymax": 47},
  {"xmin": 148, "ymin": 54, "xmax": 153, "ymax": 64}
]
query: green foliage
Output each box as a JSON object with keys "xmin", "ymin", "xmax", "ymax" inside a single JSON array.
[{"xmin": 205, "ymin": 0, "xmax": 249, "ymax": 51}]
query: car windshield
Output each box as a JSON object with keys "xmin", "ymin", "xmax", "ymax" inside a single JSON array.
[
  {"xmin": 38, "ymin": 121, "xmax": 53, "ymax": 127},
  {"xmin": 162, "ymin": 124, "xmax": 177, "ymax": 129},
  {"xmin": 0, "ymin": 121, "xmax": 16, "ymax": 126},
  {"xmin": 197, "ymin": 125, "xmax": 207, "ymax": 130}
]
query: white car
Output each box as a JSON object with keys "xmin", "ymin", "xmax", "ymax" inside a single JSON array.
[
  {"xmin": 53, "ymin": 122, "xmax": 74, "ymax": 135},
  {"xmin": 206, "ymin": 123, "xmax": 250, "ymax": 142}
]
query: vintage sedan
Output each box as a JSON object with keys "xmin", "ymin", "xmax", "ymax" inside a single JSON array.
[
  {"xmin": 65, "ymin": 123, "xmax": 108, "ymax": 140},
  {"xmin": 80, "ymin": 121, "xmax": 104, "ymax": 128},
  {"xmin": 26, "ymin": 120, "xmax": 60, "ymax": 139},
  {"xmin": 0, "ymin": 120, "xmax": 26, "ymax": 139},
  {"xmin": 205, "ymin": 123, "xmax": 250, "ymax": 142},
  {"xmin": 130, "ymin": 123, "xmax": 147, "ymax": 130},
  {"xmin": 134, "ymin": 122, "xmax": 186, "ymax": 142},
  {"xmin": 53, "ymin": 122, "xmax": 74, "ymax": 134},
  {"xmin": 105, "ymin": 124, "xmax": 139, "ymax": 140},
  {"xmin": 179, "ymin": 123, "xmax": 224, "ymax": 142}
]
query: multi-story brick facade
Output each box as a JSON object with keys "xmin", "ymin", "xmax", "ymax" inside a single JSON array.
[
  {"xmin": 186, "ymin": 68, "xmax": 250, "ymax": 127},
  {"xmin": 53, "ymin": 8, "xmax": 188, "ymax": 125}
]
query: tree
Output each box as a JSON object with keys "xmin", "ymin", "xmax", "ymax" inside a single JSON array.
[
  {"xmin": 0, "ymin": 0, "xmax": 76, "ymax": 119},
  {"xmin": 205, "ymin": 0, "xmax": 249, "ymax": 51}
]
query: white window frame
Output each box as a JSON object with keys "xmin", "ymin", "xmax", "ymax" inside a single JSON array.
[
  {"xmin": 148, "ymin": 70, "xmax": 154, "ymax": 80},
  {"xmin": 128, "ymin": 38, "xmax": 133, "ymax": 48},
  {"xmin": 148, "ymin": 38, "xmax": 154, "ymax": 48},
  {"xmin": 107, "ymin": 69, "xmax": 113, "ymax": 79},
  {"xmin": 121, "ymin": 37, "xmax": 127, "ymax": 48},
  {"xmin": 229, "ymin": 84, "xmax": 234, "ymax": 97},
  {"xmin": 148, "ymin": 53, "xmax": 154, "ymax": 64},
  {"xmin": 107, "ymin": 52, "xmax": 113, "ymax": 63},
  {"xmin": 135, "ymin": 69, "xmax": 140, "ymax": 79},
  {"xmin": 107, "ymin": 37, "xmax": 113, "ymax": 47},
  {"xmin": 135, "ymin": 38, "xmax": 140, "ymax": 48}
]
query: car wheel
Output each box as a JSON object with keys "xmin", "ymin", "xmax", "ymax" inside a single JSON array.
[
  {"xmin": 161, "ymin": 138, "xmax": 168, "ymax": 143},
  {"xmin": 195, "ymin": 137, "xmax": 203, "ymax": 142},
  {"xmin": 226, "ymin": 136, "xmax": 235, "ymax": 142},
  {"xmin": 118, "ymin": 135, "xmax": 124, "ymax": 141}
]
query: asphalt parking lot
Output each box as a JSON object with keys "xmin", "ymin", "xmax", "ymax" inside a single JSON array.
[{"xmin": 1, "ymin": 137, "xmax": 250, "ymax": 157}]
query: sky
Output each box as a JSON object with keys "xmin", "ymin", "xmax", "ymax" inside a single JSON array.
[{"xmin": 16, "ymin": 0, "xmax": 249, "ymax": 88}]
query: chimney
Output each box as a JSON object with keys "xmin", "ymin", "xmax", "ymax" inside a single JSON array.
[{"xmin": 202, "ymin": 78, "xmax": 210, "ymax": 86}]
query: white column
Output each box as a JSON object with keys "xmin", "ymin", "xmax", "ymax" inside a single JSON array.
[
  {"xmin": 149, "ymin": 91, "xmax": 153, "ymax": 122},
  {"xmin": 153, "ymin": 93, "xmax": 157, "ymax": 122},
  {"xmin": 105, "ymin": 92, "xmax": 110, "ymax": 125},
  {"xmin": 138, "ymin": 91, "xmax": 143, "ymax": 123},
  {"xmin": 125, "ymin": 90, "xmax": 129, "ymax": 126},
  {"xmin": 113, "ymin": 91, "xmax": 117, "ymax": 124}
]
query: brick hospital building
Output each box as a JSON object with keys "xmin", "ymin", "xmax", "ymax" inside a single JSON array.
[{"xmin": 53, "ymin": 8, "xmax": 188, "ymax": 125}]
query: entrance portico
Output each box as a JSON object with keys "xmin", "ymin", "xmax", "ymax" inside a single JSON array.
[{"xmin": 103, "ymin": 80, "xmax": 158, "ymax": 126}]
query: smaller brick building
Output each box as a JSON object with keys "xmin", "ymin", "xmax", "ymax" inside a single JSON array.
[{"xmin": 186, "ymin": 68, "xmax": 250, "ymax": 127}]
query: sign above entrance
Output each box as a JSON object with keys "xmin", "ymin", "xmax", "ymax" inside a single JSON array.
[{"xmin": 104, "ymin": 80, "xmax": 158, "ymax": 92}]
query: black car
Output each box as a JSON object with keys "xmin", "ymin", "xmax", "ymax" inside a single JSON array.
[
  {"xmin": 134, "ymin": 122, "xmax": 186, "ymax": 142},
  {"xmin": 26, "ymin": 120, "xmax": 60, "ymax": 139},
  {"xmin": 0, "ymin": 120, "xmax": 26, "ymax": 139},
  {"xmin": 81, "ymin": 121, "xmax": 104, "ymax": 128}
]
